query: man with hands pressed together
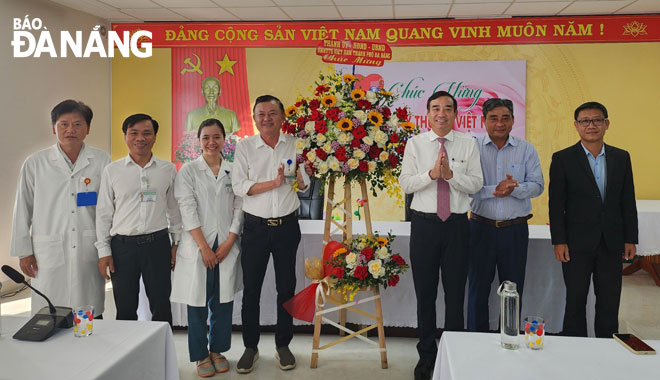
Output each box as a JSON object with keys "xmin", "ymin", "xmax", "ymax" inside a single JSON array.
[
  {"xmin": 467, "ymin": 98, "xmax": 544, "ymax": 332},
  {"xmin": 232, "ymin": 95, "xmax": 310, "ymax": 374},
  {"xmin": 549, "ymin": 101, "xmax": 637, "ymax": 338},
  {"xmin": 399, "ymin": 91, "xmax": 483, "ymax": 380},
  {"xmin": 96, "ymin": 114, "xmax": 182, "ymax": 326}
]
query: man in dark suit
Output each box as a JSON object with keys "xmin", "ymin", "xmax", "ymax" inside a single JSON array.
[{"xmin": 549, "ymin": 101, "xmax": 638, "ymax": 338}]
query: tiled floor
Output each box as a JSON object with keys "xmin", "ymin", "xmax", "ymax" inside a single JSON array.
[{"xmin": 2, "ymin": 266, "xmax": 659, "ymax": 379}]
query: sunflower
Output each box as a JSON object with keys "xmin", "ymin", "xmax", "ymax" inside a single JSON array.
[
  {"xmin": 400, "ymin": 121, "xmax": 416, "ymax": 131},
  {"xmin": 285, "ymin": 105, "xmax": 297, "ymax": 117},
  {"xmin": 350, "ymin": 88, "xmax": 365, "ymax": 101},
  {"xmin": 333, "ymin": 247, "xmax": 347, "ymax": 257},
  {"xmin": 376, "ymin": 237, "xmax": 388, "ymax": 247},
  {"xmin": 337, "ymin": 118, "xmax": 354, "ymax": 131},
  {"xmin": 343, "ymin": 74, "xmax": 356, "ymax": 83},
  {"xmin": 368, "ymin": 110, "xmax": 383, "ymax": 127},
  {"xmin": 321, "ymin": 94, "xmax": 337, "ymax": 107}
]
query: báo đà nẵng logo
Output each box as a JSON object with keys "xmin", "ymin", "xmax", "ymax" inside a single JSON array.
[{"xmin": 11, "ymin": 16, "xmax": 152, "ymax": 58}]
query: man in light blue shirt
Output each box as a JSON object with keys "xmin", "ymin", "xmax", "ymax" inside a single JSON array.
[
  {"xmin": 467, "ymin": 98, "xmax": 544, "ymax": 332},
  {"xmin": 582, "ymin": 143, "xmax": 606, "ymax": 199}
]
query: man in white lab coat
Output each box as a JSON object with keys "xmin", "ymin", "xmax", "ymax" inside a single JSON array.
[{"xmin": 10, "ymin": 100, "xmax": 111, "ymax": 316}]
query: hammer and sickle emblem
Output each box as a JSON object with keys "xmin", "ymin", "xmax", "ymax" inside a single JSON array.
[{"xmin": 180, "ymin": 53, "xmax": 202, "ymax": 75}]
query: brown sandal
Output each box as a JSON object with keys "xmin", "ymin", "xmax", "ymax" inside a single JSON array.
[
  {"xmin": 196, "ymin": 357, "xmax": 215, "ymax": 378},
  {"xmin": 210, "ymin": 352, "xmax": 229, "ymax": 373}
]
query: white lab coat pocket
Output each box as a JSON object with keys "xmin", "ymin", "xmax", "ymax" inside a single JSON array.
[
  {"xmin": 450, "ymin": 160, "xmax": 468, "ymax": 174},
  {"xmin": 178, "ymin": 239, "xmax": 199, "ymax": 260},
  {"xmin": 32, "ymin": 235, "xmax": 65, "ymax": 269},
  {"xmin": 82, "ymin": 230, "xmax": 99, "ymax": 262}
]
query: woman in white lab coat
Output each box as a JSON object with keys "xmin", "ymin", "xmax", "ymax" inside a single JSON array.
[{"xmin": 171, "ymin": 118, "xmax": 243, "ymax": 377}]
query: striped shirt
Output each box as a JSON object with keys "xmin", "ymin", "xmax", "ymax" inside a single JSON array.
[{"xmin": 470, "ymin": 134, "xmax": 544, "ymax": 220}]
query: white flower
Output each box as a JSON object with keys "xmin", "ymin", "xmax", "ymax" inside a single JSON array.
[
  {"xmin": 316, "ymin": 133, "xmax": 327, "ymax": 144},
  {"xmin": 323, "ymin": 142, "xmax": 333, "ymax": 153},
  {"xmin": 337, "ymin": 132, "xmax": 352, "ymax": 146},
  {"xmin": 353, "ymin": 110, "xmax": 368, "ymax": 123},
  {"xmin": 305, "ymin": 121, "xmax": 316, "ymax": 134},
  {"xmin": 366, "ymin": 91, "xmax": 378, "ymax": 104},
  {"xmin": 353, "ymin": 149, "xmax": 366, "ymax": 160},
  {"xmin": 379, "ymin": 151, "xmax": 389, "ymax": 162},
  {"xmin": 374, "ymin": 130, "xmax": 388, "ymax": 147},
  {"xmin": 346, "ymin": 252, "xmax": 357, "ymax": 269},
  {"xmin": 387, "ymin": 115, "xmax": 399, "ymax": 128},
  {"xmin": 306, "ymin": 150, "xmax": 317, "ymax": 162},
  {"xmin": 375, "ymin": 246, "xmax": 390, "ymax": 259},
  {"xmin": 334, "ymin": 93, "xmax": 344, "ymax": 106},
  {"xmin": 368, "ymin": 259, "xmax": 385, "ymax": 278},
  {"xmin": 317, "ymin": 161, "xmax": 329, "ymax": 174},
  {"xmin": 356, "ymin": 242, "xmax": 366, "ymax": 251},
  {"xmin": 362, "ymin": 136, "xmax": 374, "ymax": 146},
  {"xmin": 295, "ymin": 138, "xmax": 309, "ymax": 154},
  {"xmin": 368, "ymin": 161, "xmax": 377, "ymax": 172},
  {"xmin": 328, "ymin": 156, "xmax": 340, "ymax": 172},
  {"xmin": 347, "ymin": 158, "xmax": 359, "ymax": 170}
]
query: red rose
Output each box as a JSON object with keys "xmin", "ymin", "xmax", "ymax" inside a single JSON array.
[
  {"xmin": 315, "ymin": 148, "xmax": 328, "ymax": 160},
  {"xmin": 387, "ymin": 274, "xmax": 400, "ymax": 287},
  {"xmin": 390, "ymin": 133, "xmax": 400, "ymax": 143},
  {"xmin": 396, "ymin": 143, "xmax": 406, "ymax": 155},
  {"xmin": 396, "ymin": 107, "xmax": 408, "ymax": 120},
  {"xmin": 361, "ymin": 247, "xmax": 374, "ymax": 261},
  {"xmin": 352, "ymin": 126, "xmax": 367, "ymax": 139},
  {"xmin": 358, "ymin": 161, "xmax": 369, "ymax": 172},
  {"xmin": 326, "ymin": 108, "xmax": 340, "ymax": 122},
  {"xmin": 354, "ymin": 266, "xmax": 368, "ymax": 280},
  {"xmin": 382, "ymin": 106, "xmax": 391, "ymax": 118},
  {"xmin": 332, "ymin": 267, "xmax": 345, "ymax": 279},
  {"xmin": 295, "ymin": 100, "xmax": 307, "ymax": 107},
  {"xmin": 335, "ymin": 146, "xmax": 348, "ymax": 162},
  {"xmin": 391, "ymin": 254, "xmax": 406, "ymax": 265},
  {"xmin": 309, "ymin": 99, "xmax": 321, "ymax": 111},
  {"xmin": 315, "ymin": 85, "xmax": 329, "ymax": 96},
  {"xmin": 369, "ymin": 146, "xmax": 381, "ymax": 159},
  {"xmin": 351, "ymin": 138, "xmax": 362, "ymax": 148},
  {"xmin": 296, "ymin": 116, "xmax": 308, "ymax": 127},
  {"xmin": 310, "ymin": 109, "xmax": 323, "ymax": 121},
  {"xmin": 389, "ymin": 154, "xmax": 399, "ymax": 168},
  {"xmin": 315, "ymin": 120, "xmax": 327, "ymax": 134},
  {"xmin": 357, "ymin": 99, "xmax": 372, "ymax": 110}
]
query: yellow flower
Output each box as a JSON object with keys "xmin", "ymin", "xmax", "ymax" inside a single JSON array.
[
  {"xmin": 333, "ymin": 247, "xmax": 347, "ymax": 257},
  {"xmin": 343, "ymin": 74, "xmax": 356, "ymax": 83},
  {"xmin": 285, "ymin": 105, "xmax": 297, "ymax": 117},
  {"xmin": 380, "ymin": 89, "xmax": 393, "ymax": 96},
  {"xmin": 368, "ymin": 110, "xmax": 383, "ymax": 127},
  {"xmin": 321, "ymin": 94, "xmax": 337, "ymax": 107},
  {"xmin": 376, "ymin": 237, "xmax": 388, "ymax": 246},
  {"xmin": 400, "ymin": 121, "xmax": 416, "ymax": 131},
  {"xmin": 350, "ymin": 88, "xmax": 365, "ymax": 101},
  {"xmin": 337, "ymin": 118, "xmax": 354, "ymax": 131}
]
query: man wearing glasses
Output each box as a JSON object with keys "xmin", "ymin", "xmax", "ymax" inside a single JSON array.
[
  {"xmin": 467, "ymin": 98, "xmax": 544, "ymax": 332},
  {"xmin": 549, "ymin": 101, "xmax": 638, "ymax": 338}
]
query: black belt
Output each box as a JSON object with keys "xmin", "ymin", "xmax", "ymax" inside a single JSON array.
[
  {"xmin": 470, "ymin": 213, "xmax": 532, "ymax": 228},
  {"xmin": 411, "ymin": 210, "xmax": 467, "ymax": 222},
  {"xmin": 113, "ymin": 228, "xmax": 169, "ymax": 245},
  {"xmin": 244, "ymin": 212, "xmax": 298, "ymax": 227}
]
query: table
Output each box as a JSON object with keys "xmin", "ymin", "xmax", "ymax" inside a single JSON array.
[
  {"xmin": 0, "ymin": 316, "xmax": 179, "ymax": 380},
  {"xmin": 142, "ymin": 221, "xmax": 595, "ymax": 335},
  {"xmin": 623, "ymin": 200, "xmax": 660, "ymax": 286},
  {"xmin": 433, "ymin": 331, "xmax": 660, "ymax": 380}
]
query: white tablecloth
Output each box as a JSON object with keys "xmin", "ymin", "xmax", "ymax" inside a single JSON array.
[
  {"xmin": 141, "ymin": 221, "xmax": 595, "ymax": 335},
  {"xmin": 433, "ymin": 331, "xmax": 660, "ymax": 380},
  {"xmin": 636, "ymin": 200, "xmax": 660, "ymax": 256},
  {"xmin": 0, "ymin": 316, "xmax": 179, "ymax": 380}
]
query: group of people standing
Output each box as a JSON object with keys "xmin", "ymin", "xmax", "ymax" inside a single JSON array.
[
  {"xmin": 402, "ymin": 91, "xmax": 637, "ymax": 380},
  {"xmin": 10, "ymin": 89, "xmax": 637, "ymax": 380}
]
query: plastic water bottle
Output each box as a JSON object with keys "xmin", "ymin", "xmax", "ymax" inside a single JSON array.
[{"xmin": 497, "ymin": 280, "xmax": 519, "ymax": 349}]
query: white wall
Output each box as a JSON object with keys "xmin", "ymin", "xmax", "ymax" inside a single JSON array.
[{"xmin": 0, "ymin": 0, "xmax": 111, "ymax": 291}]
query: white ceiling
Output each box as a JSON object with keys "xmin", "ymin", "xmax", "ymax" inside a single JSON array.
[{"xmin": 48, "ymin": 0, "xmax": 660, "ymax": 22}]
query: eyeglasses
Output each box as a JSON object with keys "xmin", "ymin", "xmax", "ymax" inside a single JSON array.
[{"xmin": 576, "ymin": 118, "xmax": 606, "ymax": 127}]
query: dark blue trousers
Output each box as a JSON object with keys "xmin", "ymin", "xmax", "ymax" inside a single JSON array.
[{"xmin": 467, "ymin": 219, "xmax": 528, "ymax": 332}]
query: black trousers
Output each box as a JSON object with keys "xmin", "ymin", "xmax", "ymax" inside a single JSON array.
[
  {"xmin": 410, "ymin": 211, "xmax": 469, "ymax": 365},
  {"xmin": 241, "ymin": 215, "xmax": 301, "ymax": 349},
  {"xmin": 562, "ymin": 236, "xmax": 622, "ymax": 338},
  {"xmin": 110, "ymin": 230, "xmax": 172, "ymax": 325}
]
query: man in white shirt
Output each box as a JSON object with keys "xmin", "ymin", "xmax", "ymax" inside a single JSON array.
[
  {"xmin": 96, "ymin": 114, "xmax": 182, "ymax": 325},
  {"xmin": 399, "ymin": 91, "xmax": 483, "ymax": 380},
  {"xmin": 11, "ymin": 100, "xmax": 110, "ymax": 317},
  {"xmin": 232, "ymin": 95, "xmax": 309, "ymax": 374}
]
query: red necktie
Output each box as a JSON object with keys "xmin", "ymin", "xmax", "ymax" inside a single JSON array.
[{"xmin": 437, "ymin": 137, "xmax": 451, "ymax": 221}]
